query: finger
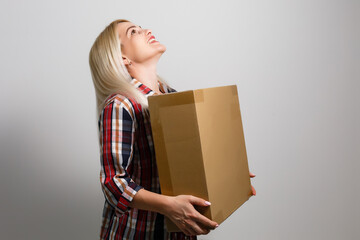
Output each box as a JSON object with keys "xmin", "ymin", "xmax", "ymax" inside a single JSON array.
[
  {"xmin": 249, "ymin": 172, "xmax": 256, "ymax": 178},
  {"xmin": 197, "ymin": 221, "xmax": 213, "ymax": 235},
  {"xmin": 182, "ymin": 228, "xmax": 192, "ymax": 237},
  {"xmin": 179, "ymin": 223, "xmax": 191, "ymax": 236},
  {"xmin": 251, "ymin": 185, "xmax": 256, "ymax": 196},
  {"xmin": 184, "ymin": 220, "xmax": 198, "ymax": 236},
  {"xmin": 185, "ymin": 224, "xmax": 197, "ymax": 236},
  {"xmin": 188, "ymin": 196, "xmax": 211, "ymax": 207},
  {"xmin": 195, "ymin": 214, "xmax": 218, "ymax": 230},
  {"xmin": 177, "ymin": 219, "xmax": 193, "ymax": 236},
  {"xmin": 197, "ymin": 226, "xmax": 210, "ymax": 235},
  {"xmin": 190, "ymin": 221, "xmax": 206, "ymax": 236},
  {"xmin": 203, "ymin": 229, "xmax": 211, "ymax": 235}
]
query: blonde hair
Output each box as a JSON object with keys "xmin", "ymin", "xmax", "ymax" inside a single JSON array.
[{"xmin": 89, "ymin": 19, "xmax": 168, "ymax": 117}]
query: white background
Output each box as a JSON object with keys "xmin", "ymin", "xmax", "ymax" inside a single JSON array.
[{"xmin": 0, "ymin": 0, "xmax": 359, "ymax": 239}]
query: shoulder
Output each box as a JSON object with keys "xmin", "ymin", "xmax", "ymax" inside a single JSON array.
[{"xmin": 102, "ymin": 94, "xmax": 137, "ymax": 120}]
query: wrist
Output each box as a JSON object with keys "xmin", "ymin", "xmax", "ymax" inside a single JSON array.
[{"xmin": 158, "ymin": 195, "xmax": 173, "ymax": 216}]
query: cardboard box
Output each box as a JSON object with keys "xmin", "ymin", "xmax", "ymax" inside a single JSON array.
[{"xmin": 148, "ymin": 85, "xmax": 252, "ymax": 232}]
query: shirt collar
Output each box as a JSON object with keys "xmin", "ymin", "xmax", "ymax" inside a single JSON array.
[
  {"xmin": 104, "ymin": 78, "xmax": 170, "ymax": 107},
  {"xmin": 130, "ymin": 78, "xmax": 165, "ymax": 97}
]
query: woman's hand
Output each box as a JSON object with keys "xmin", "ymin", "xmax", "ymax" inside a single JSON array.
[
  {"xmin": 250, "ymin": 172, "xmax": 256, "ymax": 196},
  {"xmin": 163, "ymin": 195, "xmax": 218, "ymax": 237}
]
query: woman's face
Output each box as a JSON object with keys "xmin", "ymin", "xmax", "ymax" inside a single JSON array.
[{"xmin": 117, "ymin": 21, "xmax": 166, "ymax": 65}]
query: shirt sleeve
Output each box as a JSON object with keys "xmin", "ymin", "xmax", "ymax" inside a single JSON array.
[{"xmin": 98, "ymin": 99, "xmax": 144, "ymax": 217}]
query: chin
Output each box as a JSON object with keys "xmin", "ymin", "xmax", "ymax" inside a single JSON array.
[{"xmin": 157, "ymin": 43, "xmax": 166, "ymax": 53}]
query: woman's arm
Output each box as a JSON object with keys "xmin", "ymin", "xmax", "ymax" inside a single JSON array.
[
  {"xmin": 99, "ymin": 98, "xmax": 143, "ymax": 217},
  {"xmin": 128, "ymin": 188, "xmax": 170, "ymax": 215},
  {"xmin": 130, "ymin": 171, "xmax": 257, "ymax": 236},
  {"xmin": 129, "ymin": 188, "xmax": 218, "ymax": 236}
]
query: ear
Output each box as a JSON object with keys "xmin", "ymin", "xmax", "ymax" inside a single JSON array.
[{"xmin": 122, "ymin": 57, "xmax": 130, "ymax": 66}]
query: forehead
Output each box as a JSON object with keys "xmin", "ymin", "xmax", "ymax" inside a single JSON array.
[{"xmin": 117, "ymin": 22, "xmax": 137, "ymax": 37}]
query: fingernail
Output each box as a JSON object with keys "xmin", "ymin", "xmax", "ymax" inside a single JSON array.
[
  {"xmin": 205, "ymin": 201, "xmax": 211, "ymax": 206},
  {"xmin": 215, "ymin": 224, "xmax": 219, "ymax": 228}
]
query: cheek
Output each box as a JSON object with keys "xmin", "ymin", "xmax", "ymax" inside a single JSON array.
[
  {"xmin": 121, "ymin": 39, "xmax": 144, "ymax": 57},
  {"xmin": 130, "ymin": 40, "xmax": 154, "ymax": 60}
]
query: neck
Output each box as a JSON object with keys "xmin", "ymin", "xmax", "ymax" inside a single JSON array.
[{"xmin": 129, "ymin": 61, "xmax": 161, "ymax": 95}]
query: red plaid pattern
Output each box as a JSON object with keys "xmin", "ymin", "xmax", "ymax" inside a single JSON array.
[{"xmin": 98, "ymin": 78, "xmax": 197, "ymax": 240}]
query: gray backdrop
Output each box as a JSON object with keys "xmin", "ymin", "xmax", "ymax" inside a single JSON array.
[{"xmin": 0, "ymin": 0, "xmax": 359, "ymax": 239}]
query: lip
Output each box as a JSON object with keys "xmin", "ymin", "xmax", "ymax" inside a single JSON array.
[{"xmin": 147, "ymin": 35, "xmax": 158, "ymax": 44}]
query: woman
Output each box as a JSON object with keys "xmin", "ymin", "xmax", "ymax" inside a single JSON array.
[{"xmin": 89, "ymin": 19, "xmax": 256, "ymax": 240}]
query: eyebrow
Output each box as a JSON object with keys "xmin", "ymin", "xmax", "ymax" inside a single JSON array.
[{"xmin": 125, "ymin": 25, "xmax": 142, "ymax": 36}]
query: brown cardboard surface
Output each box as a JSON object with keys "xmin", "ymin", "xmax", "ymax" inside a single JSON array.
[{"xmin": 148, "ymin": 85, "xmax": 252, "ymax": 233}]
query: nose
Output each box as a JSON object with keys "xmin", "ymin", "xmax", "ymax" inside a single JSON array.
[{"xmin": 146, "ymin": 28, "xmax": 152, "ymax": 36}]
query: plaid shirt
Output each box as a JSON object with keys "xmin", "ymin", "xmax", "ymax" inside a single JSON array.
[{"xmin": 98, "ymin": 78, "xmax": 197, "ymax": 240}]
